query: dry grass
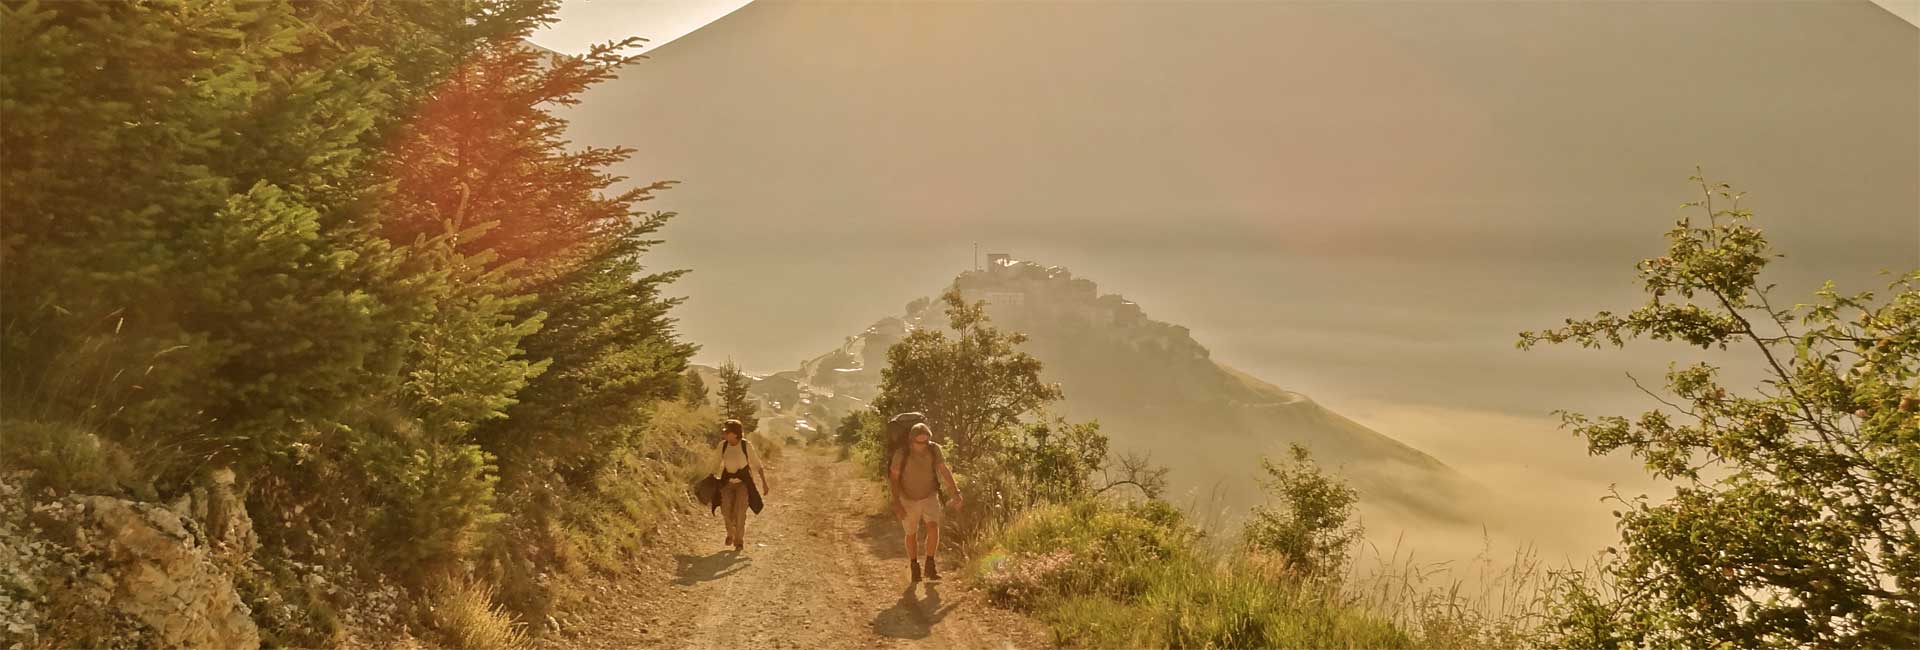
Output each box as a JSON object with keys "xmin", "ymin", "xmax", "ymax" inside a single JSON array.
[
  {"xmin": 426, "ymin": 575, "xmax": 528, "ymax": 650},
  {"xmin": 1342, "ymin": 532, "xmax": 1613, "ymax": 648}
]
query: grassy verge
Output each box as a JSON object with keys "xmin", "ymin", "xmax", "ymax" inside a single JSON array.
[
  {"xmin": 974, "ymin": 500, "xmax": 1411, "ymax": 649},
  {"xmin": 476, "ymin": 401, "xmax": 727, "ymax": 634}
]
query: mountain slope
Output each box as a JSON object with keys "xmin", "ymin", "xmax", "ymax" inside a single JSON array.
[{"xmin": 785, "ymin": 258, "xmax": 1481, "ymax": 526}]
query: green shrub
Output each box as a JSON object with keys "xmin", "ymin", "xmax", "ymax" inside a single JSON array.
[
  {"xmin": 986, "ymin": 501, "xmax": 1190, "ymax": 599},
  {"xmin": 1243, "ymin": 444, "xmax": 1362, "ymax": 578},
  {"xmin": 979, "ymin": 499, "xmax": 1409, "ymax": 648},
  {"xmin": 835, "ymin": 409, "xmax": 881, "ymax": 448},
  {"xmin": 0, "ymin": 420, "xmax": 145, "ymax": 497},
  {"xmin": 369, "ymin": 439, "xmax": 504, "ymax": 579}
]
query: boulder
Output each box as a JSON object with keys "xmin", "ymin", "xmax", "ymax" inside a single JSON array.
[{"xmin": 56, "ymin": 495, "xmax": 261, "ymax": 649}]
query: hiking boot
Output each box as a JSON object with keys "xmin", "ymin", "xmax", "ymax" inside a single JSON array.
[
  {"xmin": 910, "ymin": 560, "xmax": 922, "ymax": 583},
  {"xmin": 925, "ymin": 557, "xmax": 941, "ymax": 582}
]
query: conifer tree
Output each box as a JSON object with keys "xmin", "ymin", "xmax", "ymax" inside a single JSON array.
[
  {"xmin": 685, "ymin": 369, "xmax": 711, "ymax": 407},
  {"xmin": 717, "ymin": 361, "xmax": 759, "ymax": 432}
]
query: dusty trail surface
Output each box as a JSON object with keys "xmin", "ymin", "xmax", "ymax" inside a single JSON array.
[{"xmin": 540, "ymin": 448, "xmax": 1048, "ymax": 649}]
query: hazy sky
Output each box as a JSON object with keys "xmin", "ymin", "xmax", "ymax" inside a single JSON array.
[
  {"xmin": 564, "ymin": 0, "xmax": 1916, "ymax": 404},
  {"xmin": 531, "ymin": 0, "xmax": 752, "ymax": 55},
  {"xmin": 551, "ymin": 0, "xmax": 1916, "ymax": 562},
  {"xmin": 530, "ymin": 1, "xmax": 1920, "ymax": 55}
]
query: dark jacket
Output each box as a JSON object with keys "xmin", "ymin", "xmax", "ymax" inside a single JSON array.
[
  {"xmin": 710, "ymin": 440, "xmax": 764, "ymax": 515},
  {"xmin": 695, "ymin": 475, "xmax": 722, "ymax": 508}
]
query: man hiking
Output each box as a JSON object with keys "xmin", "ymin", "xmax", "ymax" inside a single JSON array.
[{"xmin": 889, "ymin": 422, "xmax": 963, "ymax": 582}]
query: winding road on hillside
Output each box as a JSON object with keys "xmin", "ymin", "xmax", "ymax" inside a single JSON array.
[{"xmin": 537, "ymin": 449, "xmax": 1048, "ymax": 649}]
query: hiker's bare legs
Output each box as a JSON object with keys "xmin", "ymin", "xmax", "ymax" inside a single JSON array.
[{"xmin": 889, "ymin": 422, "xmax": 961, "ymax": 582}]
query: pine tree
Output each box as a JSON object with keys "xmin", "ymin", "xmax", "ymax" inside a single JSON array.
[
  {"xmin": 0, "ymin": 0, "xmax": 565, "ymax": 607},
  {"xmin": 0, "ymin": 0, "xmax": 525, "ymax": 485},
  {"xmin": 1, "ymin": 0, "xmax": 701, "ymax": 636},
  {"xmin": 684, "ymin": 369, "xmax": 711, "ymax": 407},
  {"xmin": 377, "ymin": 28, "xmax": 696, "ymax": 485},
  {"xmin": 717, "ymin": 360, "xmax": 759, "ymax": 432}
]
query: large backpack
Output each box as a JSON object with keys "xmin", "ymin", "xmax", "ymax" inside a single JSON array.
[
  {"xmin": 883, "ymin": 411, "xmax": 927, "ymax": 461},
  {"xmin": 885, "ymin": 412, "xmax": 946, "ymax": 501}
]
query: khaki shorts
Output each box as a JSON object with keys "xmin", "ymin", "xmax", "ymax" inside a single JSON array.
[{"xmin": 900, "ymin": 495, "xmax": 943, "ymax": 533}]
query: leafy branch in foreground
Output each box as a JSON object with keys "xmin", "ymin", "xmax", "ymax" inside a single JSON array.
[{"xmin": 1520, "ymin": 174, "xmax": 1919, "ymax": 648}]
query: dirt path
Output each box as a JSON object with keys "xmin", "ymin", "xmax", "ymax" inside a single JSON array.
[{"xmin": 540, "ymin": 448, "xmax": 1049, "ymax": 649}]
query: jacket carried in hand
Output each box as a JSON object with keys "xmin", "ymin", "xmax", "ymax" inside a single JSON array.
[{"xmin": 705, "ymin": 439, "xmax": 764, "ymax": 515}]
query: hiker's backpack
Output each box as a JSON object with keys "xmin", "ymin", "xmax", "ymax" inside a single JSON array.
[
  {"xmin": 885, "ymin": 411, "xmax": 947, "ymax": 501},
  {"xmin": 884, "ymin": 412, "xmax": 927, "ymax": 462}
]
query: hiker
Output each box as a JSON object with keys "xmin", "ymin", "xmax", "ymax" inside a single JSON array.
[
  {"xmin": 712, "ymin": 419, "xmax": 770, "ymax": 552},
  {"xmin": 889, "ymin": 422, "xmax": 963, "ymax": 582}
]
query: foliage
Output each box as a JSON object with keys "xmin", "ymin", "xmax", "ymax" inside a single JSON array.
[
  {"xmin": 952, "ymin": 418, "xmax": 1115, "ymax": 542},
  {"xmin": 873, "ymin": 288, "xmax": 1063, "ymax": 468},
  {"xmin": 716, "ymin": 360, "xmax": 759, "ymax": 432},
  {"xmin": 5, "ymin": 0, "xmax": 427, "ymax": 486},
  {"xmin": 683, "ymin": 369, "xmax": 710, "ymax": 407},
  {"xmin": 835, "ymin": 408, "xmax": 879, "ymax": 447},
  {"xmin": 979, "ymin": 500, "xmax": 1409, "ymax": 648},
  {"xmin": 478, "ymin": 401, "xmax": 718, "ymax": 620},
  {"xmin": 1519, "ymin": 175, "xmax": 1920, "ymax": 647},
  {"xmin": 1005, "ymin": 418, "xmax": 1110, "ymax": 504},
  {"xmin": 0, "ymin": 420, "xmax": 141, "ymax": 498},
  {"xmin": 386, "ymin": 27, "xmax": 696, "ymax": 488},
  {"xmin": 0, "ymin": 0, "xmax": 697, "ymax": 642},
  {"xmin": 475, "ymin": 211, "xmax": 692, "ymax": 484},
  {"xmin": 866, "ymin": 289, "xmax": 1168, "ymax": 547},
  {"xmin": 1243, "ymin": 444, "xmax": 1363, "ymax": 579}
]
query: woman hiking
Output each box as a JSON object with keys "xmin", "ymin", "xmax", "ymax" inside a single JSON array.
[{"xmin": 711, "ymin": 419, "xmax": 771, "ymax": 552}]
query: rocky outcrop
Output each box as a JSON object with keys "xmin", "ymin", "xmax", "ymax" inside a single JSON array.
[
  {"xmin": 4, "ymin": 471, "xmax": 261, "ymax": 650},
  {"xmin": 75, "ymin": 495, "xmax": 260, "ymax": 648},
  {"xmin": 167, "ymin": 468, "xmax": 258, "ymax": 569}
]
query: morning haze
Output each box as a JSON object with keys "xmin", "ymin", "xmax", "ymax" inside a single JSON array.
[
  {"xmin": 13, "ymin": 0, "xmax": 1915, "ymax": 644},
  {"xmin": 564, "ymin": 1, "xmax": 1916, "ymax": 562}
]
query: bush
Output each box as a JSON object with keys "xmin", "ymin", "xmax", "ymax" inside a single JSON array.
[
  {"xmin": 979, "ymin": 499, "xmax": 1409, "ymax": 648},
  {"xmin": 1243, "ymin": 444, "xmax": 1362, "ymax": 579},
  {"xmin": 0, "ymin": 420, "xmax": 145, "ymax": 498},
  {"xmin": 425, "ymin": 575, "xmax": 527, "ymax": 650},
  {"xmin": 476, "ymin": 401, "xmax": 718, "ymax": 621},
  {"xmin": 368, "ymin": 440, "xmax": 503, "ymax": 579},
  {"xmin": 834, "ymin": 409, "xmax": 880, "ymax": 448},
  {"xmin": 985, "ymin": 500, "xmax": 1189, "ymax": 598}
]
